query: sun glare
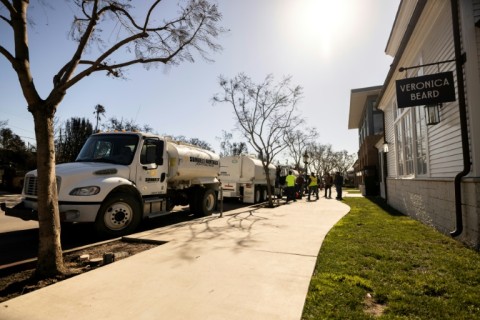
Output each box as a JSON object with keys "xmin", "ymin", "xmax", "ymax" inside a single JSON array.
[{"xmin": 289, "ymin": 0, "xmax": 354, "ymax": 58}]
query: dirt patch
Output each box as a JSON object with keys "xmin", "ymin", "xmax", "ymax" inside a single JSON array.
[
  {"xmin": 363, "ymin": 293, "xmax": 386, "ymax": 317},
  {"xmin": 0, "ymin": 240, "xmax": 160, "ymax": 303}
]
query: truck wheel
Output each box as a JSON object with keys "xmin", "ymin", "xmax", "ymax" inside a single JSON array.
[
  {"xmin": 262, "ymin": 188, "xmax": 268, "ymax": 202},
  {"xmin": 95, "ymin": 193, "xmax": 141, "ymax": 237},
  {"xmin": 254, "ymin": 187, "xmax": 262, "ymax": 203},
  {"xmin": 189, "ymin": 191, "xmax": 199, "ymax": 213},
  {"xmin": 166, "ymin": 198, "xmax": 175, "ymax": 212},
  {"xmin": 195, "ymin": 188, "xmax": 216, "ymax": 217}
]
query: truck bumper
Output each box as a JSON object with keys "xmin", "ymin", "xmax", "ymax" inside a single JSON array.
[
  {"xmin": 58, "ymin": 203, "xmax": 101, "ymax": 222},
  {"xmin": 1, "ymin": 202, "xmax": 38, "ymax": 221},
  {"xmin": 0, "ymin": 201, "xmax": 100, "ymax": 223}
]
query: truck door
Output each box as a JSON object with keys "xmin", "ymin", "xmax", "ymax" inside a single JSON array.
[{"xmin": 136, "ymin": 138, "xmax": 168, "ymax": 196}]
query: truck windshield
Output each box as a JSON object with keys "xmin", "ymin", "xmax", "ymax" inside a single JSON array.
[{"xmin": 76, "ymin": 134, "xmax": 139, "ymax": 165}]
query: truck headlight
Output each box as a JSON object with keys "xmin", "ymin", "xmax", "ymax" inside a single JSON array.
[{"xmin": 69, "ymin": 186, "xmax": 100, "ymax": 196}]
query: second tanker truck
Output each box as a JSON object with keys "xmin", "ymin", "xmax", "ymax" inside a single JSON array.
[{"xmin": 219, "ymin": 155, "xmax": 277, "ymax": 203}]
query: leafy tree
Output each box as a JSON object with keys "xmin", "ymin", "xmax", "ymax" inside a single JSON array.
[
  {"xmin": 0, "ymin": 124, "xmax": 35, "ymax": 190},
  {"xmin": 0, "ymin": 127, "xmax": 27, "ymax": 152},
  {"xmin": 55, "ymin": 117, "xmax": 93, "ymax": 163},
  {"xmin": 93, "ymin": 104, "xmax": 106, "ymax": 132},
  {"xmin": 171, "ymin": 135, "xmax": 213, "ymax": 151},
  {"xmin": 0, "ymin": 0, "xmax": 225, "ymax": 278},
  {"xmin": 102, "ymin": 116, "xmax": 153, "ymax": 133},
  {"xmin": 217, "ymin": 130, "xmax": 248, "ymax": 157},
  {"xmin": 213, "ymin": 73, "xmax": 303, "ymax": 207}
]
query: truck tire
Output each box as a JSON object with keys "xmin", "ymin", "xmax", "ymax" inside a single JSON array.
[
  {"xmin": 166, "ymin": 198, "xmax": 175, "ymax": 212},
  {"xmin": 262, "ymin": 188, "xmax": 268, "ymax": 202},
  {"xmin": 95, "ymin": 193, "xmax": 141, "ymax": 237},
  {"xmin": 189, "ymin": 190, "xmax": 199, "ymax": 213},
  {"xmin": 254, "ymin": 186, "xmax": 262, "ymax": 203},
  {"xmin": 195, "ymin": 188, "xmax": 217, "ymax": 217}
]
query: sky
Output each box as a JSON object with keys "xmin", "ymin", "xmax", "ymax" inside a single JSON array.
[{"xmin": 0, "ymin": 0, "xmax": 400, "ymax": 159}]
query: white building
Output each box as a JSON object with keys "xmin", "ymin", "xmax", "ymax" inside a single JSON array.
[{"xmin": 374, "ymin": 0, "xmax": 480, "ymax": 248}]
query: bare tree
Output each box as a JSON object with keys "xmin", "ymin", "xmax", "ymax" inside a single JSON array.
[
  {"xmin": 0, "ymin": 0, "xmax": 224, "ymax": 278},
  {"xmin": 332, "ymin": 150, "xmax": 357, "ymax": 175},
  {"xmin": 309, "ymin": 143, "xmax": 335, "ymax": 177},
  {"xmin": 284, "ymin": 127, "xmax": 318, "ymax": 171},
  {"xmin": 213, "ymin": 73, "xmax": 303, "ymax": 207}
]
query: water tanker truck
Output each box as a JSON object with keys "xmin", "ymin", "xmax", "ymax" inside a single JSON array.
[
  {"xmin": 1, "ymin": 132, "xmax": 220, "ymax": 237},
  {"xmin": 219, "ymin": 155, "xmax": 277, "ymax": 203}
]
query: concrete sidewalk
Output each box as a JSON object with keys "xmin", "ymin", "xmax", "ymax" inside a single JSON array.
[{"xmin": 0, "ymin": 196, "xmax": 351, "ymax": 320}]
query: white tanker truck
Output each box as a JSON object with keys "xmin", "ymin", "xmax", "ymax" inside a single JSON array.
[
  {"xmin": 219, "ymin": 155, "xmax": 278, "ymax": 203},
  {"xmin": 1, "ymin": 132, "xmax": 220, "ymax": 237}
]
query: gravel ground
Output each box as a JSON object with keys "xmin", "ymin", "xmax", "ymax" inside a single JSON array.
[{"xmin": 0, "ymin": 240, "xmax": 159, "ymax": 303}]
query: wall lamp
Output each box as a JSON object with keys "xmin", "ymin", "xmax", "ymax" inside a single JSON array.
[{"xmin": 383, "ymin": 142, "xmax": 390, "ymax": 153}]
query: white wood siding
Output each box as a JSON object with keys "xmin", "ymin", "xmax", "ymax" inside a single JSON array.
[
  {"xmin": 385, "ymin": 104, "xmax": 397, "ymax": 177},
  {"xmin": 466, "ymin": 0, "xmax": 480, "ymax": 176},
  {"xmin": 380, "ymin": 1, "xmax": 465, "ymax": 179},
  {"xmin": 421, "ymin": 4, "xmax": 463, "ymax": 177}
]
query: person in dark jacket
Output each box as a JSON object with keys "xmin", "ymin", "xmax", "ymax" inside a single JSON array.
[
  {"xmin": 295, "ymin": 174, "xmax": 305, "ymax": 199},
  {"xmin": 324, "ymin": 172, "xmax": 333, "ymax": 199},
  {"xmin": 334, "ymin": 172, "xmax": 344, "ymax": 200}
]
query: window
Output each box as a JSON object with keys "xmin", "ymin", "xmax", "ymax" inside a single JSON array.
[
  {"xmin": 404, "ymin": 112, "xmax": 414, "ymax": 175},
  {"xmin": 140, "ymin": 138, "xmax": 164, "ymax": 165},
  {"xmin": 415, "ymin": 107, "xmax": 428, "ymax": 175},
  {"xmin": 393, "ymin": 100, "xmax": 429, "ymax": 177},
  {"xmin": 76, "ymin": 134, "xmax": 139, "ymax": 165},
  {"xmin": 392, "ymin": 55, "xmax": 430, "ymax": 177},
  {"xmin": 373, "ymin": 112, "xmax": 384, "ymax": 135},
  {"xmin": 395, "ymin": 118, "xmax": 404, "ymax": 176}
]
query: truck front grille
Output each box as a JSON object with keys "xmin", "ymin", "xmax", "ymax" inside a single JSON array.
[
  {"xmin": 24, "ymin": 176, "xmax": 61, "ymax": 196},
  {"xmin": 24, "ymin": 176, "xmax": 38, "ymax": 196}
]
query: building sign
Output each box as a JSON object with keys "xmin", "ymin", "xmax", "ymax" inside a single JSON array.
[{"xmin": 395, "ymin": 71, "xmax": 456, "ymax": 108}]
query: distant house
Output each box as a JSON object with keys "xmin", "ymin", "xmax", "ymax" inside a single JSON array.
[
  {"xmin": 371, "ymin": 0, "xmax": 480, "ymax": 248},
  {"xmin": 348, "ymin": 86, "xmax": 384, "ymax": 196}
]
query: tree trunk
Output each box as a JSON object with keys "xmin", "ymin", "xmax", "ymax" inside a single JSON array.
[
  {"xmin": 32, "ymin": 108, "xmax": 66, "ymax": 278},
  {"xmin": 263, "ymin": 164, "xmax": 274, "ymax": 208}
]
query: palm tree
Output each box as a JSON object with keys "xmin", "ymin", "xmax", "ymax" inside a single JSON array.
[{"xmin": 93, "ymin": 104, "xmax": 106, "ymax": 131}]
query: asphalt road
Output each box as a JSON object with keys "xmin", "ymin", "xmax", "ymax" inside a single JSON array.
[{"xmin": 0, "ymin": 194, "xmax": 248, "ymax": 268}]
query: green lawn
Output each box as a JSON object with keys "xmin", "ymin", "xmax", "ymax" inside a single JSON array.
[
  {"xmin": 302, "ymin": 197, "xmax": 480, "ymax": 319},
  {"xmin": 344, "ymin": 187, "xmax": 362, "ymax": 194}
]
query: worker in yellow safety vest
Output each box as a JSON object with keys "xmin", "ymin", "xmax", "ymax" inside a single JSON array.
[
  {"xmin": 308, "ymin": 173, "xmax": 319, "ymax": 201},
  {"xmin": 285, "ymin": 171, "xmax": 296, "ymax": 203}
]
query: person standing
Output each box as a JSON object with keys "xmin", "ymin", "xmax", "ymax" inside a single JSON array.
[
  {"xmin": 324, "ymin": 172, "xmax": 333, "ymax": 199},
  {"xmin": 295, "ymin": 174, "xmax": 305, "ymax": 199},
  {"xmin": 285, "ymin": 170, "xmax": 296, "ymax": 203},
  {"xmin": 334, "ymin": 171, "xmax": 344, "ymax": 200},
  {"xmin": 307, "ymin": 173, "xmax": 319, "ymax": 201}
]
